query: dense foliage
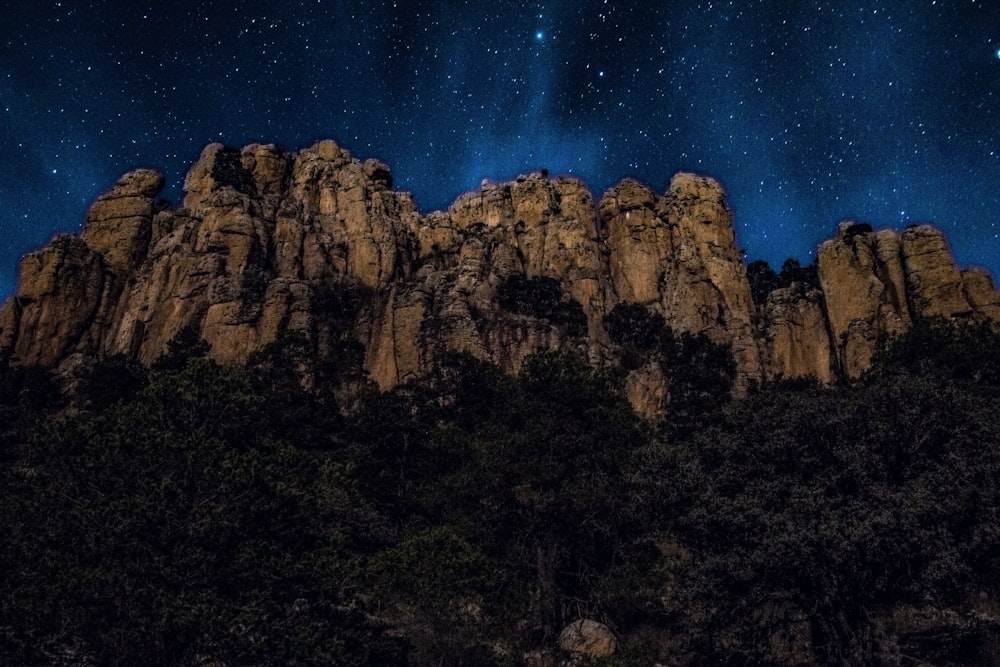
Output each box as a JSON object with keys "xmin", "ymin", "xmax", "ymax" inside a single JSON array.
[
  {"xmin": 1, "ymin": 356, "xmax": 403, "ymax": 666},
  {"xmin": 603, "ymin": 302, "xmax": 736, "ymax": 423},
  {"xmin": 209, "ymin": 145, "xmax": 257, "ymax": 194},
  {"xmin": 1, "ymin": 319, "xmax": 999, "ymax": 665},
  {"xmin": 497, "ymin": 275, "xmax": 588, "ymax": 336},
  {"xmin": 747, "ymin": 258, "xmax": 820, "ymax": 304}
]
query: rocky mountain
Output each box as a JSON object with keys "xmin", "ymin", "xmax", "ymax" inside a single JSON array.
[{"xmin": 2, "ymin": 140, "xmax": 997, "ymax": 416}]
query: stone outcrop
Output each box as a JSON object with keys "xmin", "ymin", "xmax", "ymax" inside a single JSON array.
[
  {"xmin": 2, "ymin": 237, "xmax": 105, "ymax": 367},
  {"xmin": 601, "ymin": 174, "xmax": 761, "ymax": 392},
  {"xmin": 82, "ymin": 168, "xmax": 164, "ymax": 273},
  {"xmin": 815, "ymin": 221, "xmax": 996, "ymax": 378},
  {"xmin": 817, "ymin": 224, "xmax": 912, "ymax": 377},
  {"xmin": 900, "ymin": 224, "xmax": 974, "ymax": 318},
  {"xmin": 761, "ymin": 283, "xmax": 834, "ymax": 384},
  {"xmin": 1, "ymin": 140, "xmax": 998, "ymax": 415}
]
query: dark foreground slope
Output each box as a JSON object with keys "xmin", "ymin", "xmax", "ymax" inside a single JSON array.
[{"xmin": 2, "ymin": 319, "xmax": 1000, "ymax": 666}]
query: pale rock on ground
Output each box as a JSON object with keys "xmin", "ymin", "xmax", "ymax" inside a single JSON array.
[{"xmin": 557, "ymin": 618, "xmax": 618, "ymax": 658}]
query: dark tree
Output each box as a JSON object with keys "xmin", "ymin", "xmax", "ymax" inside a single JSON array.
[
  {"xmin": 604, "ymin": 302, "xmax": 665, "ymax": 350},
  {"xmin": 842, "ymin": 221, "xmax": 874, "ymax": 246},
  {"xmin": 209, "ymin": 145, "xmax": 256, "ymax": 194},
  {"xmin": 632, "ymin": 329, "xmax": 1000, "ymax": 665},
  {"xmin": 659, "ymin": 327, "xmax": 736, "ymax": 426},
  {"xmin": 778, "ymin": 257, "xmax": 819, "ymax": 288},
  {"xmin": 152, "ymin": 324, "xmax": 210, "ymax": 371},
  {"xmin": 747, "ymin": 258, "xmax": 819, "ymax": 304},
  {"xmin": 497, "ymin": 274, "xmax": 587, "ymax": 336},
  {"xmin": 747, "ymin": 259, "xmax": 781, "ymax": 304},
  {"xmin": 75, "ymin": 354, "xmax": 148, "ymax": 412},
  {"xmin": 0, "ymin": 358, "xmax": 404, "ymax": 665}
]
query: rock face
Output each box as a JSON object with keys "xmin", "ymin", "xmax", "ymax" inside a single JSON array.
[
  {"xmin": 1, "ymin": 141, "xmax": 998, "ymax": 413},
  {"xmin": 601, "ymin": 174, "xmax": 761, "ymax": 392},
  {"xmin": 761, "ymin": 283, "xmax": 834, "ymax": 384},
  {"xmin": 815, "ymin": 221, "xmax": 995, "ymax": 378}
]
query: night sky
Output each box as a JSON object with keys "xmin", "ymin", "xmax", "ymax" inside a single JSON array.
[{"xmin": 2, "ymin": 1, "xmax": 999, "ymax": 298}]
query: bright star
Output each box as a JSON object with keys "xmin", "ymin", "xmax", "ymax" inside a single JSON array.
[
  {"xmin": 535, "ymin": 31, "xmax": 544, "ymax": 41},
  {"xmin": 996, "ymin": 46, "xmax": 1000, "ymax": 60}
]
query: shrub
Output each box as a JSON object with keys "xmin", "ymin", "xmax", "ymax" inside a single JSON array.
[
  {"xmin": 646, "ymin": 370, "xmax": 1000, "ymax": 664},
  {"xmin": 746, "ymin": 258, "xmax": 819, "ymax": 304},
  {"xmin": 0, "ymin": 358, "xmax": 404, "ymax": 665},
  {"xmin": 312, "ymin": 281, "xmax": 370, "ymax": 328},
  {"xmin": 239, "ymin": 265, "xmax": 269, "ymax": 303},
  {"xmin": 604, "ymin": 303, "xmax": 665, "ymax": 350},
  {"xmin": 746, "ymin": 259, "xmax": 780, "ymax": 304},
  {"xmin": 497, "ymin": 275, "xmax": 587, "ymax": 336},
  {"xmin": 871, "ymin": 317, "xmax": 1000, "ymax": 389},
  {"xmin": 842, "ymin": 221, "xmax": 873, "ymax": 246},
  {"xmin": 209, "ymin": 146, "xmax": 256, "ymax": 193},
  {"xmin": 778, "ymin": 258, "xmax": 819, "ymax": 288}
]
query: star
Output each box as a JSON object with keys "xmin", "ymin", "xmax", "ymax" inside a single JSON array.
[{"xmin": 1, "ymin": 1, "xmax": 999, "ymax": 298}]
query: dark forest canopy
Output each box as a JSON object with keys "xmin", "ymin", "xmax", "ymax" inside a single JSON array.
[{"xmin": 2, "ymin": 319, "xmax": 1000, "ymax": 665}]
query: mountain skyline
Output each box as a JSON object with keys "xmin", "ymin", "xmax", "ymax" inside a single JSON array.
[{"xmin": 2, "ymin": 0, "xmax": 999, "ymax": 297}]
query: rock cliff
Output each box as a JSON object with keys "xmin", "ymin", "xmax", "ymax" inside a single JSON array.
[{"xmin": 1, "ymin": 140, "xmax": 997, "ymax": 415}]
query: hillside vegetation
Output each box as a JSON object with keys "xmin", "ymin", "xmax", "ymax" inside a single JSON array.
[{"xmin": 2, "ymin": 318, "xmax": 1000, "ymax": 665}]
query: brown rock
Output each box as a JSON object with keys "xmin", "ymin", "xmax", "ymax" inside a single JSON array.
[
  {"xmin": 962, "ymin": 267, "xmax": 1000, "ymax": 321},
  {"xmin": 3, "ymin": 139, "xmax": 999, "ymax": 418},
  {"xmin": 241, "ymin": 143, "xmax": 293, "ymax": 221},
  {"xmin": 900, "ymin": 224, "xmax": 972, "ymax": 318},
  {"xmin": 113, "ymin": 168, "xmax": 166, "ymax": 199},
  {"xmin": 602, "ymin": 174, "xmax": 762, "ymax": 392},
  {"xmin": 92, "ymin": 139, "xmax": 421, "ymax": 368},
  {"xmin": 181, "ymin": 143, "xmax": 229, "ymax": 210},
  {"xmin": 624, "ymin": 361, "xmax": 669, "ymax": 421},
  {"xmin": 82, "ymin": 168, "xmax": 164, "ymax": 273},
  {"xmin": 201, "ymin": 279, "xmax": 313, "ymax": 365},
  {"xmin": 5, "ymin": 237, "xmax": 105, "ymax": 366},
  {"xmin": 242, "ymin": 143, "xmax": 291, "ymax": 198},
  {"xmin": 0, "ymin": 297, "xmax": 22, "ymax": 363},
  {"xmin": 872, "ymin": 230, "xmax": 911, "ymax": 318},
  {"xmin": 363, "ymin": 284, "xmax": 429, "ymax": 388},
  {"xmin": 352, "ymin": 172, "xmax": 611, "ymax": 392},
  {"xmin": 288, "ymin": 140, "xmax": 416, "ymax": 290},
  {"xmin": 602, "ymin": 178, "xmax": 667, "ymax": 306},
  {"xmin": 762, "ymin": 284, "xmax": 834, "ymax": 384},
  {"xmin": 661, "ymin": 173, "xmax": 762, "ymax": 389},
  {"xmin": 817, "ymin": 223, "xmax": 911, "ymax": 377}
]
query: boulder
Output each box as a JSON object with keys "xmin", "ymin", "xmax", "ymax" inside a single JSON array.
[{"xmin": 558, "ymin": 619, "xmax": 617, "ymax": 658}]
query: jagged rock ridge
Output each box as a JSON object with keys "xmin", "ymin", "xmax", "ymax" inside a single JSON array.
[{"xmin": 2, "ymin": 140, "xmax": 997, "ymax": 416}]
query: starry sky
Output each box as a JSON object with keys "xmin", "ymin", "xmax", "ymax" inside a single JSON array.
[{"xmin": 2, "ymin": 0, "xmax": 999, "ymax": 298}]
